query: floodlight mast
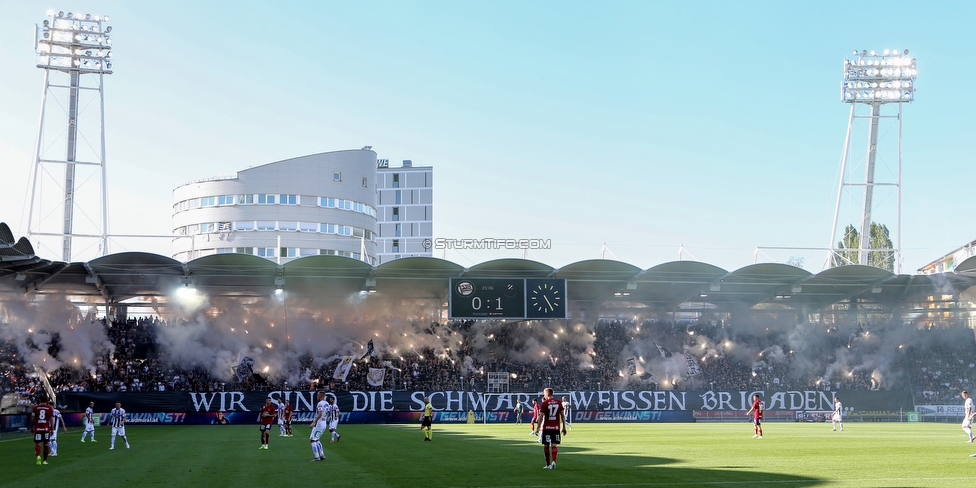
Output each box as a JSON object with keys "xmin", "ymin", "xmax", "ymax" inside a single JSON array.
[
  {"xmin": 827, "ymin": 49, "xmax": 915, "ymax": 273},
  {"xmin": 27, "ymin": 11, "xmax": 114, "ymax": 261}
]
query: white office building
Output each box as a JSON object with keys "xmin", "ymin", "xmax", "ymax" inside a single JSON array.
[
  {"xmin": 375, "ymin": 159, "xmax": 433, "ymax": 264},
  {"xmin": 172, "ymin": 149, "xmax": 379, "ymax": 263}
]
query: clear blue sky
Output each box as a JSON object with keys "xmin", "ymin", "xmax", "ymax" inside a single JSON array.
[{"xmin": 0, "ymin": 0, "xmax": 972, "ymax": 273}]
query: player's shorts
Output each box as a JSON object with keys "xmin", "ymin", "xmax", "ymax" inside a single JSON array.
[
  {"xmin": 34, "ymin": 432, "xmax": 51, "ymax": 442},
  {"xmin": 832, "ymin": 413, "xmax": 842, "ymax": 422},
  {"xmin": 112, "ymin": 426, "xmax": 126, "ymax": 437},
  {"xmin": 963, "ymin": 418, "xmax": 972, "ymax": 428},
  {"xmin": 540, "ymin": 429, "xmax": 561, "ymax": 445},
  {"xmin": 421, "ymin": 416, "xmax": 432, "ymax": 427},
  {"xmin": 310, "ymin": 426, "xmax": 327, "ymax": 442},
  {"xmin": 328, "ymin": 420, "xmax": 339, "ymax": 430},
  {"xmin": 84, "ymin": 421, "xmax": 94, "ymax": 431},
  {"xmin": 753, "ymin": 417, "xmax": 762, "ymax": 426},
  {"xmin": 260, "ymin": 423, "xmax": 273, "ymax": 432},
  {"xmin": 278, "ymin": 418, "xmax": 284, "ymax": 425}
]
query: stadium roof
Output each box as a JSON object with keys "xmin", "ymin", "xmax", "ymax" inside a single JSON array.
[{"xmin": 2, "ymin": 223, "xmax": 975, "ymax": 313}]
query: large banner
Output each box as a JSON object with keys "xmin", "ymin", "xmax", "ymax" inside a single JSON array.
[
  {"xmin": 58, "ymin": 389, "xmax": 912, "ymax": 424},
  {"xmin": 915, "ymin": 404, "xmax": 967, "ymax": 418}
]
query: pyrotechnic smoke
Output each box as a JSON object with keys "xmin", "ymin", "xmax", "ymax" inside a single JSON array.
[{"xmin": 0, "ymin": 292, "xmax": 114, "ymax": 371}]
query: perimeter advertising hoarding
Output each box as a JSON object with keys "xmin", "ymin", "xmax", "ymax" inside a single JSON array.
[{"xmin": 57, "ymin": 390, "xmax": 911, "ymax": 424}]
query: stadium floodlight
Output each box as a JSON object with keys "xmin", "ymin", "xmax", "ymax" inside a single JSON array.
[
  {"xmin": 27, "ymin": 10, "xmax": 114, "ymax": 261},
  {"xmin": 828, "ymin": 49, "xmax": 916, "ymax": 273},
  {"xmin": 34, "ymin": 12, "xmax": 113, "ymax": 74},
  {"xmin": 842, "ymin": 49, "xmax": 915, "ymax": 103}
]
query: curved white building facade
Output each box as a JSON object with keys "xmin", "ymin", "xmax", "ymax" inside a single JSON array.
[{"xmin": 172, "ymin": 149, "xmax": 378, "ymax": 264}]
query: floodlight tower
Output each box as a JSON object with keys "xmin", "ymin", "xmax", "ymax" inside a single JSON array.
[
  {"xmin": 27, "ymin": 10, "xmax": 114, "ymax": 261},
  {"xmin": 828, "ymin": 49, "xmax": 916, "ymax": 273}
]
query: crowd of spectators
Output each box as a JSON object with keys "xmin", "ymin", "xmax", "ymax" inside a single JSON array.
[{"xmin": 2, "ymin": 314, "xmax": 976, "ymax": 408}]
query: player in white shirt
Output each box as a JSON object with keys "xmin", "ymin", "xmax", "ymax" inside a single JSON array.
[
  {"xmin": 109, "ymin": 401, "xmax": 130, "ymax": 450},
  {"xmin": 81, "ymin": 401, "xmax": 97, "ymax": 442},
  {"xmin": 309, "ymin": 391, "xmax": 329, "ymax": 461},
  {"xmin": 831, "ymin": 397, "xmax": 844, "ymax": 432},
  {"xmin": 276, "ymin": 399, "xmax": 287, "ymax": 436},
  {"xmin": 326, "ymin": 396, "xmax": 341, "ymax": 443},
  {"xmin": 561, "ymin": 396, "xmax": 572, "ymax": 431},
  {"xmin": 49, "ymin": 407, "xmax": 68, "ymax": 456},
  {"xmin": 962, "ymin": 391, "xmax": 975, "ymax": 442}
]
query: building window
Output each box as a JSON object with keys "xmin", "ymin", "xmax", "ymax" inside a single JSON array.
[
  {"xmin": 257, "ymin": 247, "xmax": 275, "ymax": 257},
  {"xmin": 362, "ymin": 177, "xmax": 368, "ymax": 187},
  {"xmin": 278, "ymin": 221, "xmax": 297, "ymax": 231},
  {"xmin": 238, "ymin": 194, "xmax": 254, "ymax": 204},
  {"xmin": 279, "ymin": 194, "xmax": 297, "ymax": 205},
  {"xmin": 200, "ymin": 196, "xmax": 215, "ymax": 207},
  {"xmin": 395, "ymin": 223, "xmax": 402, "ymax": 237},
  {"xmin": 217, "ymin": 195, "xmax": 235, "ymax": 205},
  {"xmin": 392, "ymin": 239, "xmax": 400, "ymax": 253},
  {"xmin": 299, "ymin": 222, "xmax": 317, "ymax": 232},
  {"xmin": 217, "ymin": 222, "xmax": 231, "ymax": 232},
  {"xmin": 256, "ymin": 221, "xmax": 276, "ymax": 231},
  {"xmin": 392, "ymin": 207, "xmax": 399, "ymax": 221},
  {"xmin": 235, "ymin": 247, "xmax": 254, "ymax": 255},
  {"xmin": 392, "ymin": 173, "xmax": 399, "ymax": 188},
  {"xmin": 333, "ymin": 172, "xmax": 341, "ymax": 182},
  {"xmin": 279, "ymin": 247, "xmax": 297, "ymax": 258},
  {"xmin": 395, "ymin": 190, "xmax": 402, "ymax": 205},
  {"xmin": 235, "ymin": 221, "xmax": 255, "ymax": 231},
  {"xmin": 216, "ymin": 248, "xmax": 232, "ymax": 254}
]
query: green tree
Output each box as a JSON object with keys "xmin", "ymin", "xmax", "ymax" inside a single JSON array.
[
  {"xmin": 832, "ymin": 225, "xmax": 860, "ymax": 267},
  {"xmin": 831, "ymin": 223, "xmax": 894, "ymax": 272},
  {"xmin": 867, "ymin": 222, "xmax": 894, "ymax": 271}
]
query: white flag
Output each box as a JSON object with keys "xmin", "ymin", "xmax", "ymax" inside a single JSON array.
[
  {"xmin": 367, "ymin": 368, "xmax": 386, "ymax": 387},
  {"xmin": 333, "ymin": 356, "xmax": 355, "ymax": 381},
  {"xmin": 235, "ymin": 353, "xmax": 255, "ymax": 382},
  {"xmin": 683, "ymin": 353, "xmax": 703, "ymax": 376}
]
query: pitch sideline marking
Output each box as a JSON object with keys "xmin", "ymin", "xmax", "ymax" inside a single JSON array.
[{"xmin": 478, "ymin": 476, "xmax": 976, "ymax": 488}]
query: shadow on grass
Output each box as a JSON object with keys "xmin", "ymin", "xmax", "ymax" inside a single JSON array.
[{"xmin": 413, "ymin": 428, "xmax": 826, "ymax": 487}]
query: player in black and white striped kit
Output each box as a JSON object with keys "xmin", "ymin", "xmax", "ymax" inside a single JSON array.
[
  {"xmin": 81, "ymin": 402, "xmax": 97, "ymax": 443},
  {"xmin": 109, "ymin": 401, "xmax": 130, "ymax": 450}
]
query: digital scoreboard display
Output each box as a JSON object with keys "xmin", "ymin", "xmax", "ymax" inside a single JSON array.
[{"xmin": 449, "ymin": 278, "xmax": 566, "ymax": 320}]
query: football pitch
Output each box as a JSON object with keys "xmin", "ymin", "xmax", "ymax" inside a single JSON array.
[{"xmin": 2, "ymin": 421, "xmax": 974, "ymax": 487}]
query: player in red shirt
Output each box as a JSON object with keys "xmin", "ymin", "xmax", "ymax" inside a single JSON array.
[
  {"xmin": 258, "ymin": 397, "xmax": 277, "ymax": 450},
  {"xmin": 31, "ymin": 396, "xmax": 55, "ymax": 465},
  {"xmin": 539, "ymin": 388, "xmax": 567, "ymax": 470},
  {"xmin": 529, "ymin": 398, "xmax": 542, "ymax": 436},
  {"xmin": 745, "ymin": 393, "xmax": 764, "ymax": 439},
  {"xmin": 283, "ymin": 400, "xmax": 294, "ymax": 437}
]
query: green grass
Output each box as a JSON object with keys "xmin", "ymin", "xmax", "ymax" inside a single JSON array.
[{"xmin": 3, "ymin": 421, "xmax": 975, "ymax": 487}]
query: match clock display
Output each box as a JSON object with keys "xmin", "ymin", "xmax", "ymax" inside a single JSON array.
[{"xmin": 525, "ymin": 278, "xmax": 567, "ymax": 319}]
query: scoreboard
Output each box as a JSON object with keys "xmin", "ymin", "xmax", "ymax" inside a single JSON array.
[{"xmin": 449, "ymin": 278, "xmax": 566, "ymax": 320}]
